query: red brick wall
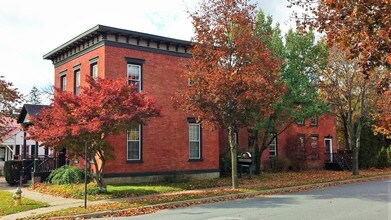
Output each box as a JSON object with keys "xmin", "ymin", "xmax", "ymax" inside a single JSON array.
[
  {"xmin": 54, "ymin": 45, "xmax": 220, "ymax": 175},
  {"xmin": 220, "ymin": 114, "xmax": 338, "ymax": 170}
]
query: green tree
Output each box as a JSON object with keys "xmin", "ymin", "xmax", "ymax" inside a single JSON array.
[
  {"xmin": 252, "ymin": 11, "xmax": 329, "ymax": 174},
  {"xmin": 28, "ymin": 86, "xmax": 42, "ymax": 104}
]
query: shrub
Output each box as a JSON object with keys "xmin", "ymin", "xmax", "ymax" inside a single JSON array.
[
  {"xmin": 220, "ymin": 152, "xmax": 232, "ymax": 177},
  {"xmin": 4, "ymin": 160, "xmax": 22, "ymax": 186},
  {"xmin": 47, "ymin": 165, "xmax": 85, "ymax": 185},
  {"xmin": 376, "ymin": 146, "xmax": 391, "ymax": 169},
  {"xmin": 265, "ymin": 156, "xmax": 290, "ymax": 172}
]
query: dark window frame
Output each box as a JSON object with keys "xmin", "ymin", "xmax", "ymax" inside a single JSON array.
[
  {"xmin": 188, "ymin": 117, "xmax": 202, "ymax": 161},
  {"xmin": 125, "ymin": 57, "xmax": 145, "ymax": 92}
]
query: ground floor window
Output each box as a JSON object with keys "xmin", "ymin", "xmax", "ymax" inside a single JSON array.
[
  {"xmin": 127, "ymin": 124, "xmax": 141, "ymax": 161},
  {"xmin": 268, "ymin": 134, "xmax": 277, "ymax": 157},
  {"xmin": 189, "ymin": 123, "xmax": 201, "ymax": 159}
]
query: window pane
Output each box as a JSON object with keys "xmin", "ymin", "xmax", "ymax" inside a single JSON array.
[
  {"xmin": 127, "ymin": 141, "xmax": 140, "ymax": 160},
  {"xmin": 92, "ymin": 64, "xmax": 98, "ymax": 79},
  {"xmin": 190, "ymin": 141, "xmax": 200, "ymax": 158},
  {"xmin": 128, "ymin": 65, "xmax": 140, "ymax": 81},
  {"xmin": 127, "ymin": 128, "xmax": 140, "ymax": 140},
  {"xmin": 189, "ymin": 124, "xmax": 199, "ymax": 141}
]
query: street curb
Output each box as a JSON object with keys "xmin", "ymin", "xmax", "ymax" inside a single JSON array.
[{"xmin": 49, "ymin": 174, "xmax": 391, "ymax": 219}]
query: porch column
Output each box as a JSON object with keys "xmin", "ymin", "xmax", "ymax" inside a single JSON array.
[
  {"xmin": 22, "ymin": 131, "xmax": 27, "ymax": 160},
  {"xmin": 35, "ymin": 141, "xmax": 38, "ymax": 158}
]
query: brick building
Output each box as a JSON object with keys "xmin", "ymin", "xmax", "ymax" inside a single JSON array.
[{"xmin": 44, "ymin": 25, "xmax": 337, "ymax": 183}]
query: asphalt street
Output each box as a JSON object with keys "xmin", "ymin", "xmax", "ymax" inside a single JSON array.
[{"xmin": 103, "ymin": 179, "xmax": 390, "ymax": 220}]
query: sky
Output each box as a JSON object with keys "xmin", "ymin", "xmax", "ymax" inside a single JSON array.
[{"xmin": 0, "ymin": 0, "xmax": 296, "ymax": 101}]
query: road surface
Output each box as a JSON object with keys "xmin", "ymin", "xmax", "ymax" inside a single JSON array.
[{"xmin": 104, "ymin": 179, "xmax": 391, "ymax": 220}]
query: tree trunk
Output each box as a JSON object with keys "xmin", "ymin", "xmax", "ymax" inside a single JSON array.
[
  {"xmin": 93, "ymin": 155, "xmax": 107, "ymax": 192},
  {"xmin": 228, "ymin": 126, "xmax": 238, "ymax": 189},
  {"xmin": 252, "ymin": 129, "xmax": 261, "ymax": 175},
  {"xmin": 341, "ymin": 113, "xmax": 350, "ymax": 150},
  {"xmin": 353, "ymin": 82, "xmax": 366, "ymax": 175},
  {"xmin": 255, "ymin": 132, "xmax": 268, "ymax": 175}
]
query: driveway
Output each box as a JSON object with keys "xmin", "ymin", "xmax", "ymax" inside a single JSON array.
[{"xmin": 111, "ymin": 179, "xmax": 390, "ymax": 220}]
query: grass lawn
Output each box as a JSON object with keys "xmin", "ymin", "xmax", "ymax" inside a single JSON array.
[
  {"xmin": 0, "ymin": 190, "xmax": 48, "ymax": 216},
  {"xmin": 31, "ymin": 168, "xmax": 391, "ymax": 201}
]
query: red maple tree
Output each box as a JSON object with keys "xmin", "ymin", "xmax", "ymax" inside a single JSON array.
[
  {"xmin": 174, "ymin": 0, "xmax": 284, "ymax": 188},
  {"xmin": 28, "ymin": 77, "xmax": 160, "ymax": 189}
]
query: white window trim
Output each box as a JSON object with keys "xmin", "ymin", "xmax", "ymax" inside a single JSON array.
[
  {"xmin": 60, "ymin": 75, "xmax": 67, "ymax": 92},
  {"xmin": 189, "ymin": 123, "xmax": 201, "ymax": 159},
  {"xmin": 268, "ymin": 134, "xmax": 277, "ymax": 157},
  {"xmin": 75, "ymin": 70, "xmax": 80, "ymax": 95},
  {"xmin": 127, "ymin": 124, "xmax": 141, "ymax": 161},
  {"xmin": 91, "ymin": 62, "xmax": 98, "ymax": 80},
  {"xmin": 127, "ymin": 64, "xmax": 142, "ymax": 91}
]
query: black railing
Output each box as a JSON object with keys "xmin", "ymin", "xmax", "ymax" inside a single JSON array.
[
  {"xmin": 35, "ymin": 157, "xmax": 58, "ymax": 173},
  {"xmin": 324, "ymin": 150, "xmax": 353, "ymax": 171}
]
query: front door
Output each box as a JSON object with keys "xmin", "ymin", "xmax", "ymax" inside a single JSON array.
[{"xmin": 324, "ymin": 138, "xmax": 333, "ymax": 162}]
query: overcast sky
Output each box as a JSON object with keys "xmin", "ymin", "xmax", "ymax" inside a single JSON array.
[{"xmin": 0, "ymin": 0, "xmax": 295, "ymax": 100}]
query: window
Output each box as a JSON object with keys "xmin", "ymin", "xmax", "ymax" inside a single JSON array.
[
  {"xmin": 60, "ymin": 74, "xmax": 67, "ymax": 92},
  {"xmin": 248, "ymin": 129, "xmax": 256, "ymax": 148},
  {"xmin": 15, "ymin": 145, "xmax": 20, "ymax": 155},
  {"xmin": 91, "ymin": 63, "xmax": 98, "ymax": 80},
  {"xmin": 44, "ymin": 147, "xmax": 49, "ymax": 156},
  {"xmin": 74, "ymin": 69, "xmax": 80, "ymax": 95},
  {"xmin": 189, "ymin": 123, "xmax": 201, "ymax": 159},
  {"xmin": 126, "ymin": 57, "xmax": 145, "ymax": 91},
  {"xmin": 310, "ymin": 135, "xmax": 319, "ymax": 159},
  {"xmin": 127, "ymin": 124, "xmax": 141, "ymax": 161},
  {"xmin": 268, "ymin": 134, "xmax": 277, "ymax": 157},
  {"xmin": 234, "ymin": 131, "xmax": 238, "ymax": 145},
  {"xmin": 296, "ymin": 119, "xmax": 305, "ymax": 125},
  {"xmin": 310, "ymin": 116, "xmax": 318, "ymax": 126},
  {"xmin": 90, "ymin": 57, "xmax": 99, "ymax": 80},
  {"xmin": 127, "ymin": 64, "xmax": 141, "ymax": 91},
  {"xmin": 30, "ymin": 145, "xmax": 35, "ymax": 156}
]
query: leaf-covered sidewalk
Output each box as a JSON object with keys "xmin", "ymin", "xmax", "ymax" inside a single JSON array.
[{"xmin": 24, "ymin": 168, "xmax": 391, "ymax": 219}]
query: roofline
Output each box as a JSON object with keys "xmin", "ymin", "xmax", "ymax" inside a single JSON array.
[{"xmin": 43, "ymin": 24, "xmax": 192, "ymax": 60}]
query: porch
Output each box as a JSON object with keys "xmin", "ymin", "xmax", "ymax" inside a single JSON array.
[{"xmin": 325, "ymin": 150, "xmax": 353, "ymax": 171}]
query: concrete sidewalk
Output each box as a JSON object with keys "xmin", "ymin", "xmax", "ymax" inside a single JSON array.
[{"xmin": 0, "ymin": 178, "xmax": 107, "ymax": 220}]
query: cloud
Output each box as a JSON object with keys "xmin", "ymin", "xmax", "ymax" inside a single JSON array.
[{"xmin": 0, "ymin": 0, "xmax": 294, "ymax": 98}]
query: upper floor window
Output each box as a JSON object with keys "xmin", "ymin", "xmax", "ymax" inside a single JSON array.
[
  {"xmin": 125, "ymin": 57, "xmax": 145, "ymax": 92},
  {"xmin": 310, "ymin": 116, "xmax": 318, "ymax": 126},
  {"xmin": 90, "ymin": 57, "xmax": 99, "ymax": 80},
  {"xmin": 296, "ymin": 119, "xmax": 305, "ymax": 126},
  {"xmin": 127, "ymin": 124, "xmax": 141, "ymax": 161},
  {"xmin": 189, "ymin": 122, "xmax": 201, "ymax": 160},
  {"xmin": 74, "ymin": 69, "xmax": 80, "ymax": 95},
  {"xmin": 60, "ymin": 74, "xmax": 67, "ymax": 92},
  {"xmin": 127, "ymin": 64, "xmax": 141, "ymax": 91},
  {"xmin": 91, "ymin": 63, "xmax": 98, "ymax": 80}
]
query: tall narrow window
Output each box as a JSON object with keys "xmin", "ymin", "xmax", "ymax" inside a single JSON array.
[
  {"xmin": 60, "ymin": 75, "xmax": 66, "ymax": 92},
  {"xmin": 30, "ymin": 145, "xmax": 35, "ymax": 156},
  {"xmin": 90, "ymin": 57, "xmax": 99, "ymax": 80},
  {"xmin": 310, "ymin": 135, "xmax": 319, "ymax": 159},
  {"xmin": 310, "ymin": 116, "xmax": 318, "ymax": 126},
  {"xmin": 127, "ymin": 64, "xmax": 141, "ymax": 91},
  {"xmin": 74, "ymin": 70, "xmax": 80, "ymax": 95},
  {"xmin": 127, "ymin": 124, "xmax": 141, "ymax": 161},
  {"xmin": 189, "ymin": 123, "xmax": 201, "ymax": 159},
  {"xmin": 268, "ymin": 134, "xmax": 277, "ymax": 157},
  {"xmin": 296, "ymin": 119, "xmax": 305, "ymax": 126}
]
